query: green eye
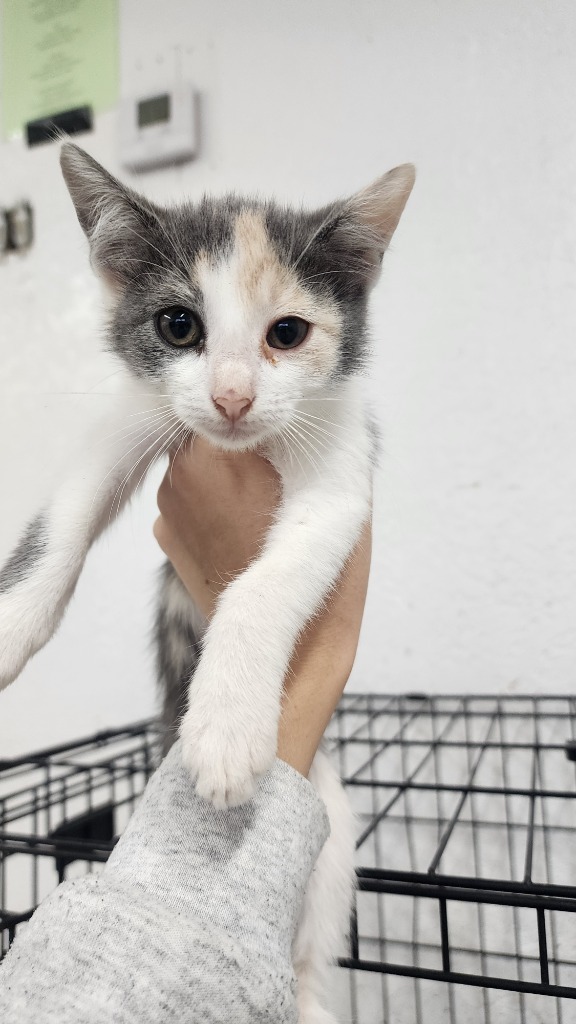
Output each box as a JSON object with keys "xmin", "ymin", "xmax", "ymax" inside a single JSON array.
[
  {"xmin": 266, "ymin": 317, "xmax": 309, "ymax": 350},
  {"xmin": 155, "ymin": 307, "xmax": 204, "ymax": 348}
]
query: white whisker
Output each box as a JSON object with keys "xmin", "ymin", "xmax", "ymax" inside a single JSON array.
[
  {"xmin": 121, "ymin": 224, "xmax": 191, "ymax": 288},
  {"xmin": 276, "ymin": 431, "xmax": 294, "ymax": 471},
  {"xmin": 280, "ymin": 427, "xmax": 306, "ymax": 478},
  {"xmin": 293, "ymin": 410, "xmax": 343, "ymax": 445},
  {"xmin": 116, "ymin": 256, "xmax": 182, "ymax": 277},
  {"xmin": 297, "ymin": 265, "xmax": 373, "ymax": 287},
  {"xmin": 94, "ymin": 407, "xmax": 175, "ymax": 447},
  {"xmin": 107, "ymin": 417, "xmax": 180, "ymax": 522},
  {"xmin": 90, "ymin": 414, "xmax": 176, "ymax": 519},
  {"xmin": 108, "ymin": 415, "xmax": 181, "ymax": 523},
  {"xmin": 287, "ymin": 420, "xmax": 327, "ymax": 471},
  {"xmin": 128, "ymin": 419, "xmax": 185, "ymax": 510},
  {"xmin": 291, "ymin": 418, "xmax": 332, "ymax": 455},
  {"xmin": 283, "ymin": 422, "xmax": 321, "ymax": 477},
  {"xmin": 168, "ymin": 426, "xmax": 194, "ymax": 486},
  {"xmin": 291, "ymin": 205, "xmax": 340, "ymax": 272}
]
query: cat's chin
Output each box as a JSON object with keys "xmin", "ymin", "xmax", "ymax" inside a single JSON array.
[{"xmin": 198, "ymin": 423, "xmax": 270, "ymax": 452}]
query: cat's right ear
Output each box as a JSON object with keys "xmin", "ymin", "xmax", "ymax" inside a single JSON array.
[{"xmin": 60, "ymin": 143, "xmax": 156, "ymax": 288}]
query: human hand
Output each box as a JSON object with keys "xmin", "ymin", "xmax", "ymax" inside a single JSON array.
[
  {"xmin": 154, "ymin": 437, "xmax": 280, "ymax": 620},
  {"xmin": 154, "ymin": 437, "xmax": 371, "ymax": 776}
]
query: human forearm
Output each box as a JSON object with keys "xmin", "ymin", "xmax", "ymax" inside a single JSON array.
[
  {"xmin": 154, "ymin": 440, "xmax": 372, "ymax": 778},
  {"xmin": 277, "ymin": 521, "xmax": 372, "ymax": 776}
]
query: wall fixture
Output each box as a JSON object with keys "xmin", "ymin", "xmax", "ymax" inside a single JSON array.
[
  {"xmin": 0, "ymin": 203, "xmax": 34, "ymax": 255},
  {"xmin": 0, "ymin": 210, "xmax": 9, "ymax": 254},
  {"xmin": 120, "ymin": 84, "xmax": 198, "ymax": 172},
  {"xmin": 26, "ymin": 106, "xmax": 93, "ymax": 147}
]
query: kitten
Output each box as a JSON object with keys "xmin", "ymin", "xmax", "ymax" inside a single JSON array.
[{"xmin": 0, "ymin": 144, "xmax": 414, "ymax": 1022}]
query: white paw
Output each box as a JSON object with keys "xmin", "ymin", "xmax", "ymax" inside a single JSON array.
[
  {"xmin": 0, "ymin": 597, "xmax": 43, "ymax": 691},
  {"xmin": 0, "ymin": 642, "xmax": 37, "ymax": 691},
  {"xmin": 0, "ymin": 661, "xmax": 21, "ymax": 692},
  {"xmin": 179, "ymin": 701, "xmax": 277, "ymax": 809}
]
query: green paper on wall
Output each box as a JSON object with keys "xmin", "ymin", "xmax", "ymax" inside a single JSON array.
[{"xmin": 1, "ymin": 0, "xmax": 118, "ymax": 139}]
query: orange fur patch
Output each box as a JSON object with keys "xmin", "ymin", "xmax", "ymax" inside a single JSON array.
[{"xmin": 192, "ymin": 209, "xmax": 342, "ymax": 377}]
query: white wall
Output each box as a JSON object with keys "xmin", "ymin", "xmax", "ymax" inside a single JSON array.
[{"xmin": 1, "ymin": 0, "xmax": 576, "ymax": 757}]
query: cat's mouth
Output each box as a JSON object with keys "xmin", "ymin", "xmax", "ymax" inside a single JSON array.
[{"xmin": 200, "ymin": 417, "xmax": 270, "ymax": 451}]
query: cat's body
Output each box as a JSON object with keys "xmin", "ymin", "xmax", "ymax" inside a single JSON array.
[{"xmin": 0, "ymin": 145, "xmax": 414, "ymax": 1022}]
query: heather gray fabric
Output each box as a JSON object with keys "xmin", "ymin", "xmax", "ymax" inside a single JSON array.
[{"xmin": 0, "ymin": 741, "xmax": 329, "ymax": 1022}]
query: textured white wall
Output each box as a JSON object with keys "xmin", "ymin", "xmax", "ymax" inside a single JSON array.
[{"xmin": 1, "ymin": 0, "xmax": 576, "ymax": 756}]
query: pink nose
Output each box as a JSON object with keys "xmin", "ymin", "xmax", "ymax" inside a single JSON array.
[{"xmin": 212, "ymin": 390, "xmax": 253, "ymax": 423}]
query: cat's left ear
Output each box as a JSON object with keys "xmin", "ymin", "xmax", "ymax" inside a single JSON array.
[
  {"xmin": 60, "ymin": 143, "xmax": 159, "ymax": 289},
  {"xmin": 340, "ymin": 163, "xmax": 415, "ymax": 282}
]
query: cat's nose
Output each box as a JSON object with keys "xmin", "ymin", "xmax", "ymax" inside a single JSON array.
[{"xmin": 212, "ymin": 390, "xmax": 253, "ymax": 423}]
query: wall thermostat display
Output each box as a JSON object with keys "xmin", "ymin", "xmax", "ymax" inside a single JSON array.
[
  {"xmin": 120, "ymin": 84, "xmax": 198, "ymax": 172},
  {"xmin": 138, "ymin": 94, "xmax": 171, "ymax": 128}
]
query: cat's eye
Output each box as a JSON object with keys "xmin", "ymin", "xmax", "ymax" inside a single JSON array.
[
  {"xmin": 155, "ymin": 307, "xmax": 204, "ymax": 348},
  {"xmin": 266, "ymin": 317, "xmax": 310, "ymax": 350}
]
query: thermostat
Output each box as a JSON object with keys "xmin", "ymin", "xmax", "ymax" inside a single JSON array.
[{"xmin": 119, "ymin": 84, "xmax": 198, "ymax": 172}]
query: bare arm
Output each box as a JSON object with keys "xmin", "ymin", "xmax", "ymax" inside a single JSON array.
[{"xmin": 154, "ymin": 437, "xmax": 371, "ymax": 777}]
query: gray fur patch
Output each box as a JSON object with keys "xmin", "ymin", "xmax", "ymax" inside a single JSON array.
[
  {"xmin": 155, "ymin": 560, "xmax": 204, "ymax": 755},
  {"xmin": 365, "ymin": 408, "xmax": 383, "ymax": 466},
  {"xmin": 107, "ymin": 197, "xmax": 241, "ymax": 381},
  {"xmin": 0, "ymin": 513, "xmax": 47, "ymax": 594},
  {"xmin": 62, "ymin": 145, "xmax": 389, "ymax": 383},
  {"xmin": 106, "ymin": 194, "xmax": 372, "ymax": 382}
]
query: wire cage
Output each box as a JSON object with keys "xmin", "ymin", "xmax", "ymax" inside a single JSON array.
[{"xmin": 1, "ymin": 694, "xmax": 576, "ymax": 1024}]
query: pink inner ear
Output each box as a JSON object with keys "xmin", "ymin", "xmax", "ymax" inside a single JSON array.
[{"xmin": 351, "ymin": 164, "xmax": 416, "ymax": 245}]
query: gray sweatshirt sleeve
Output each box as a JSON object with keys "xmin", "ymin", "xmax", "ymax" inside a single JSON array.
[{"xmin": 0, "ymin": 741, "xmax": 329, "ymax": 1023}]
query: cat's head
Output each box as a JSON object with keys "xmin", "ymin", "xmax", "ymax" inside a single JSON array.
[{"xmin": 61, "ymin": 144, "xmax": 414, "ymax": 451}]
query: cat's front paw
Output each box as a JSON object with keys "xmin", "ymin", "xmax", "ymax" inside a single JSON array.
[
  {"xmin": 180, "ymin": 702, "xmax": 277, "ymax": 809},
  {"xmin": 0, "ymin": 596, "xmax": 44, "ymax": 691}
]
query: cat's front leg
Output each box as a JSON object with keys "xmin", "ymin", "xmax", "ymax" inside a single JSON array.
[
  {"xmin": 0, "ymin": 392, "xmax": 175, "ymax": 690},
  {"xmin": 180, "ymin": 482, "xmax": 370, "ymax": 808}
]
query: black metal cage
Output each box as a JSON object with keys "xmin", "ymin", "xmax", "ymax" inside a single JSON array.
[{"xmin": 1, "ymin": 694, "xmax": 576, "ymax": 1024}]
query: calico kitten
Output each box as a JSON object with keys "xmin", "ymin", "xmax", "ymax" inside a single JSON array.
[{"xmin": 0, "ymin": 144, "xmax": 414, "ymax": 1022}]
